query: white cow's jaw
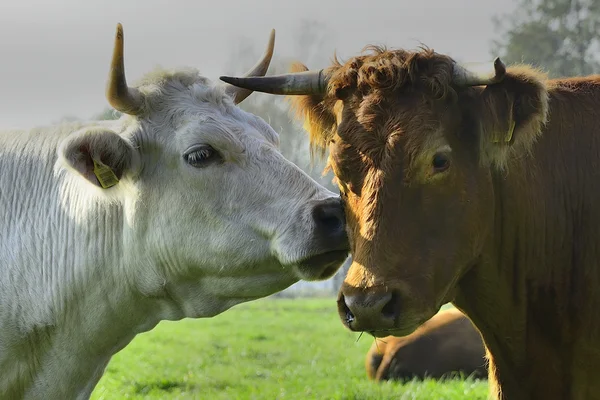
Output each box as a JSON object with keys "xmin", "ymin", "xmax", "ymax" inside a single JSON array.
[{"xmin": 156, "ymin": 272, "xmax": 299, "ymax": 320}]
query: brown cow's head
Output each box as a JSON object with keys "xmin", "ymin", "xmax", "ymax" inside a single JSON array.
[{"xmin": 220, "ymin": 47, "xmax": 548, "ymax": 336}]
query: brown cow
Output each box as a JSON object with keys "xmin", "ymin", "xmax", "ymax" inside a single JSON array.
[
  {"xmin": 220, "ymin": 46, "xmax": 600, "ymax": 399},
  {"xmin": 365, "ymin": 308, "xmax": 487, "ymax": 382}
]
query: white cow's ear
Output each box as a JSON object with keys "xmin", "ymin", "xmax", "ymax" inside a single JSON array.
[{"xmin": 58, "ymin": 127, "xmax": 137, "ymax": 189}]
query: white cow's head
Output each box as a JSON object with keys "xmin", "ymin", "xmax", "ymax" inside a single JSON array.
[{"xmin": 56, "ymin": 24, "xmax": 348, "ymax": 318}]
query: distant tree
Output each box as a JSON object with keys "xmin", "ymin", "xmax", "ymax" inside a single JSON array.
[
  {"xmin": 492, "ymin": 0, "xmax": 600, "ymax": 78},
  {"xmin": 56, "ymin": 107, "xmax": 122, "ymax": 124},
  {"xmin": 53, "ymin": 114, "xmax": 81, "ymax": 124},
  {"xmin": 92, "ymin": 107, "xmax": 122, "ymax": 121}
]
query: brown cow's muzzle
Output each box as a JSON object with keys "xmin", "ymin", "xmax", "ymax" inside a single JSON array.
[
  {"xmin": 337, "ymin": 285, "xmax": 434, "ymax": 337},
  {"xmin": 337, "ymin": 288, "xmax": 398, "ymax": 333}
]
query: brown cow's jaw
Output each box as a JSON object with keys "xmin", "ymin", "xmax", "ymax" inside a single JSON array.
[{"xmin": 369, "ymin": 323, "xmax": 428, "ymax": 338}]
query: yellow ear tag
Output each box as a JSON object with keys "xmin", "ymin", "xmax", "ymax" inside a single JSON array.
[
  {"xmin": 491, "ymin": 120, "xmax": 516, "ymax": 144},
  {"xmin": 505, "ymin": 120, "xmax": 516, "ymax": 143},
  {"xmin": 92, "ymin": 158, "xmax": 119, "ymax": 189}
]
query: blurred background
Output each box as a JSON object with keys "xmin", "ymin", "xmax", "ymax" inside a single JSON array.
[
  {"xmin": 2, "ymin": 0, "xmax": 598, "ymax": 398},
  {"xmin": 4, "ymin": 0, "xmax": 598, "ymax": 297}
]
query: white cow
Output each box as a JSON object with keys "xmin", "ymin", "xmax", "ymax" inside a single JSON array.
[{"xmin": 0, "ymin": 24, "xmax": 348, "ymax": 399}]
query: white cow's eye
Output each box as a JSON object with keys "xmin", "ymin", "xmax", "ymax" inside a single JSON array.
[{"xmin": 184, "ymin": 145, "xmax": 221, "ymax": 168}]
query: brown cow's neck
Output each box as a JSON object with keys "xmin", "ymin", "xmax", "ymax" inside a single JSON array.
[
  {"xmin": 454, "ymin": 265, "xmax": 530, "ymax": 400},
  {"xmin": 454, "ymin": 77, "xmax": 600, "ymax": 400}
]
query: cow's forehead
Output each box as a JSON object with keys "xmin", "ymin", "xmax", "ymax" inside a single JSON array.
[
  {"xmin": 335, "ymin": 99, "xmax": 447, "ymax": 158},
  {"xmin": 132, "ymin": 68, "xmax": 279, "ymax": 148},
  {"xmin": 176, "ymin": 100, "xmax": 279, "ymax": 148}
]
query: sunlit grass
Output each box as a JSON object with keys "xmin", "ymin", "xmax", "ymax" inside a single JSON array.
[{"xmin": 91, "ymin": 298, "xmax": 488, "ymax": 399}]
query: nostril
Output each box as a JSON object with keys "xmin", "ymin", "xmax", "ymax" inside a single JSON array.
[
  {"xmin": 381, "ymin": 291, "xmax": 399, "ymax": 319},
  {"xmin": 338, "ymin": 291, "xmax": 397, "ymax": 332},
  {"xmin": 337, "ymin": 294, "xmax": 355, "ymax": 325},
  {"xmin": 345, "ymin": 308, "xmax": 355, "ymax": 324},
  {"xmin": 321, "ymin": 214, "xmax": 343, "ymax": 232},
  {"xmin": 313, "ymin": 199, "xmax": 345, "ymax": 234}
]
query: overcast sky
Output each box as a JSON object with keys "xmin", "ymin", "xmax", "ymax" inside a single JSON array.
[{"xmin": 0, "ymin": 0, "xmax": 517, "ymax": 129}]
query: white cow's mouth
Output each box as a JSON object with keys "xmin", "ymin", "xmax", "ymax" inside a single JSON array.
[{"xmin": 293, "ymin": 249, "xmax": 349, "ymax": 281}]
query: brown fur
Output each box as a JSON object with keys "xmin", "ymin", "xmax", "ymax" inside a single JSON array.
[
  {"xmin": 365, "ymin": 308, "xmax": 487, "ymax": 381},
  {"xmin": 287, "ymin": 46, "xmax": 600, "ymax": 400}
]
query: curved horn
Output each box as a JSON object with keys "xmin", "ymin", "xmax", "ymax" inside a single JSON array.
[
  {"xmin": 452, "ymin": 57, "xmax": 507, "ymax": 87},
  {"xmin": 106, "ymin": 23, "xmax": 144, "ymax": 115},
  {"xmin": 220, "ymin": 70, "xmax": 328, "ymax": 96},
  {"xmin": 224, "ymin": 29, "xmax": 276, "ymax": 104}
]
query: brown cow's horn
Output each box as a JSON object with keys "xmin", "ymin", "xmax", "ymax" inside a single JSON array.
[
  {"xmin": 452, "ymin": 57, "xmax": 507, "ymax": 87},
  {"xmin": 106, "ymin": 23, "xmax": 144, "ymax": 115},
  {"xmin": 223, "ymin": 29, "xmax": 276, "ymax": 104},
  {"xmin": 220, "ymin": 69, "xmax": 328, "ymax": 96}
]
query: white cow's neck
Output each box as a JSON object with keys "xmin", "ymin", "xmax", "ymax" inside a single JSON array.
[{"xmin": 0, "ymin": 130, "xmax": 170, "ymax": 398}]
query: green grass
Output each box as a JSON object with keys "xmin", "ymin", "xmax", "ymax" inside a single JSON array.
[{"xmin": 91, "ymin": 298, "xmax": 489, "ymax": 399}]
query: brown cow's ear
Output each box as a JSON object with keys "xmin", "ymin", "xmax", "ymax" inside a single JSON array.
[{"xmin": 476, "ymin": 66, "xmax": 549, "ymax": 170}]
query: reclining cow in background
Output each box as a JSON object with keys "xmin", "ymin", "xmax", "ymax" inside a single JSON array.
[
  {"xmin": 0, "ymin": 24, "xmax": 349, "ymax": 399},
  {"xmin": 221, "ymin": 44, "xmax": 600, "ymax": 399},
  {"xmin": 365, "ymin": 308, "xmax": 487, "ymax": 382}
]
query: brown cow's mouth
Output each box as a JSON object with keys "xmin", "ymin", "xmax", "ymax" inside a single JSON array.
[
  {"xmin": 344, "ymin": 309, "xmax": 432, "ymax": 338},
  {"xmin": 369, "ymin": 326, "xmax": 420, "ymax": 338},
  {"xmin": 368, "ymin": 313, "xmax": 436, "ymax": 338},
  {"xmin": 295, "ymin": 250, "xmax": 349, "ymax": 281}
]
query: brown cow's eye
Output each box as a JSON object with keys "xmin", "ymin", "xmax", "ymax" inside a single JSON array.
[{"xmin": 432, "ymin": 153, "xmax": 450, "ymax": 172}]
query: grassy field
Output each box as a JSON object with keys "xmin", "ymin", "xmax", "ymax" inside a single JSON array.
[{"xmin": 91, "ymin": 298, "xmax": 489, "ymax": 399}]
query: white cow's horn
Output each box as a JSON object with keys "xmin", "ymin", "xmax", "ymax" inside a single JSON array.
[
  {"xmin": 223, "ymin": 29, "xmax": 276, "ymax": 104},
  {"xmin": 106, "ymin": 23, "xmax": 144, "ymax": 115}
]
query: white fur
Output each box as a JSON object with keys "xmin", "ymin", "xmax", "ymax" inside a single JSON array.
[{"xmin": 0, "ymin": 67, "xmax": 338, "ymax": 399}]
